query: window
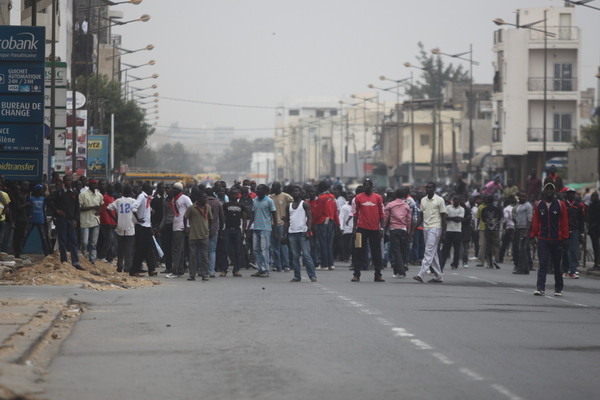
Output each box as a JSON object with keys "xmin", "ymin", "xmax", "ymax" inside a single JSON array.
[
  {"xmin": 553, "ymin": 63, "xmax": 573, "ymax": 91},
  {"xmin": 288, "ymin": 109, "xmax": 300, "ymax": 116},
  {"xmin": 315, "ymin": 110, "xmax": 325, "ymax": 118},
  {"xmin": 553, "ymin": 113, "xmax": 572, "ymax": 142},
  {"xmin": 420, "ymin": 134, "xmax": 430, "ymax": 147},
  {"xmin": 330, "ymin": 109, "xmax": 338, "ymax": 116}
]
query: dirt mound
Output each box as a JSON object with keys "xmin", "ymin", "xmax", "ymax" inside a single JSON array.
[{"xmin": 0, "ymin": 254, "xmax": 160, "ymax": 290}]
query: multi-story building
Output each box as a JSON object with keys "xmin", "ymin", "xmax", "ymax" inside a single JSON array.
[{"xmin": 492, "ymin": 6, "xmax": 581, "ymax": 187}]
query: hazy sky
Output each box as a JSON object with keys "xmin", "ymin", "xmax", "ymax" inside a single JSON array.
[{"xmin": 115, "ymin": 0, "xmax": 600, "ymax": 137}]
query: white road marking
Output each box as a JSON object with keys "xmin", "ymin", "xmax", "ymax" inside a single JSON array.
[
  {"xmin": 431, "ymin": 352, "xmax": 454, "ymax": 365},
  {"xmin": 391, "ymin": 328, "xmax": 414, "ymax": 337},
  {"xmin": 460, "ymin": 367, "xmax": 484, "ymax": 381},
  {"xmin": 377, "ymin": 317, "xmax": 393, "ymax": 326},
  {"xmin": 491, "ymin": 384, "xmax": 524, "ymax": 400},
  {"xmin": 410, "ymin": 339, "xmax": 433, "ymax": 350},
  {"xmin": 512, "ymin": 288, "xmax": 589, "ymax": 307},
  {"xmin": 466, "ymin": 275, "xmax": 498, "ymax": 285}
]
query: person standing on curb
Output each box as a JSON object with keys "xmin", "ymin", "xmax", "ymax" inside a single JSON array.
[
  {"xmin": 107, "ymin": 186, "xmax": 136, "ymax": 273},
  {"xmin": 248, "ymin": 184, "xmax": 277, "ymax": 277},
  {"xmin": 131, "ymin": 183, "xmax": 159, "ymax": 277},
  {"xmin": 351, "ymin": 178, "xmax": 385, "ymax": 282},
  {"xmin": 530, "ymin": 183, "xmax": 569, "ymax": 296},
  {"xmin": 184, "ymin": 190, "xmax": 212, "ymax": 281},
  {"xmin": 47, "ymin": 175, "xmax": 83, "ymax": 270},
  {"xmin": 412, "ymin": 182, "xmax": 446, "ymax": 284},
  {"xmin": 284, "ymin": 186, "xmax": 317, "ymax": 282},
  {"xmin": 165, "ymin": 182, "xmax": 192, "ymax": 278},
  {"xmin": 79, "ymin": 179, "xmax": 103, "ymax": 265}
]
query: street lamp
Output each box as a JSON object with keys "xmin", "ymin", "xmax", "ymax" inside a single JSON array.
[
  {"xmin": 431, "ymin": 45, "xmax": 479, "ymax": 180},
  {"xmin": 379, "ymin": 74, "xmax": 415, "ymax": 183},
  {"xmin": 563, "ymin": 0, "xmax": 600, "ymax": 11},
  {"xmin": 494, "ymin": 13, "xmax": 555, "ymax": 172},
  {"xmin": 351, "ymin": 94, "xmax": 378, "ymax": 176}
]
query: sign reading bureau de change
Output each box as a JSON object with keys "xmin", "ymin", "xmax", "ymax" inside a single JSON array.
[{"xmin": 0, "ymin": 26, "xmax": 45, "ymax": 183}]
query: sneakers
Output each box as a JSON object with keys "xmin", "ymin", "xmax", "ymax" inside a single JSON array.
[
  {"xmin": 202, "ymin": 276, "xmax": 209, "ymax": 281},
  {"xmin": 413, "ymin": 276, "xmax": 424, "ymax": 283},
  {"xmin": 374, "ymin": 276, "xmax": 385, "ymax": 282},
  {"xmin": 219, "ymin": 271, "xmax": 227, "ymax": 277},
  {"xmin": 568, "ymin": 273, "xmax": 579, "ymax": 279},
  {"xmin": 233, "ymin": 272, "xmax": 242, "ymax": 277},
  {"xmin": 284, "ymin": 268, "xmax": 291, "ymax": 272},
  {"xmin": 315, "ymin": 266, "xmax": 324, "ymax": 271},
  {"xmin": 251, "ymin": 271, "xmax": 269, "ymax": 277},
  {"xmin": 310, "ymin": 277, "xmax": 317, "ymax": 282},
  {"xmin": 165, "ymin": 273, "xmax": 180, "ymax": 279},
  {"xmin": 554, "ymin": 291, "xmax": 562, "ymax": 296},
  {"xmin": 351, "ymin": 276, "xmax": 360, "ymax": 282},
  {"xmin": 187, "ymin": 276, "xmax": 196, "ymax": 281},
  {"xmin": 329, "ymin": 266, "xmax": 335, "ymax": 270},
  {"xmin": 462, "ymin": 263, "xmax": 469, "ymax": 268},
  {"xmin": 562, "ymin": 273, "xmax": 568, "ymax": 278},
  {"xmin": 533, "ymin": 290, "xmax": 545, "ymax": 296},
  {"xmin": 289, "ymin": 278, "xmax": 301, "ymax": 282}
]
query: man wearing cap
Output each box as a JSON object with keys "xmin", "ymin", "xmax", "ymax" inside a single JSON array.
[
  {"xmin": 562, "ymin": 187, "xmax": 585, "ymax": 279},
  {"xmin": 79, "ymin": 179, "xmax": 103, "ymax": 264},
  {"xmin": 530, "ymin": 182, "xmax": 569, "ymax": 296},
  {"xmin": 165, "ymin": 182, "xmax": 192, "ymax": 278}
]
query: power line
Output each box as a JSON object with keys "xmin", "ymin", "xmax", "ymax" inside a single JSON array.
[{"xmin": 160, "ymin": 96, "xmax": 281, "ymax": 110}]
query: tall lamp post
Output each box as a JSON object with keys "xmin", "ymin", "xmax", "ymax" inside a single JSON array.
[
  {"xmin": 378, "ymin": 74, "xmax": 414, "ymax": 183},
  {"xmin": 493, "ymin": 13, "xmax": 555, "ymax": 173},
  {"xmin": 350, "ymin": 94, "xmax": 377, "ymax": 177},
  {"xmin": 431, "ymin": 45, "xmax": 479, "ymax": 181}
]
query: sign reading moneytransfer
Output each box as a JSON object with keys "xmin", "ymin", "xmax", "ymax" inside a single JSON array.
[{"xmin": 0, "ymin": 26, "xmax": 45, "ymax": 182}]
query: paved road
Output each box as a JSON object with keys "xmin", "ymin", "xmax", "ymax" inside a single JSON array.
[{"xmin": 43, "ymin": 263, "xmax": 600, "ymax": 400}]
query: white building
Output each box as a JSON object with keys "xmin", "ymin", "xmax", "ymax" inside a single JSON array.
[{"xmin": 492, "ymin": 6, "xmax": 580, "ymax": 187}]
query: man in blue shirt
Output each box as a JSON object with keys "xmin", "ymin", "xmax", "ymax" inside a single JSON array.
[{"xmin": 248, "ymin": 184, "xmax": 277, "ymax": 277}]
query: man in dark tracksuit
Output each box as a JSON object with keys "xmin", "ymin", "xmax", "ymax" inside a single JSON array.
[
  {"xmin": 562, "ymin": 188, "xmax": 585, "ymax": 278},
  {"xmin": 530, "ymin": 183, "xmax": 569, "ymax": 296}
]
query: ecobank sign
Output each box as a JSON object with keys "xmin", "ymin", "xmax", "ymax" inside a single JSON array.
[{"xmin": 0, "ymin": 27, "xmax": 44, "ymax": 61}]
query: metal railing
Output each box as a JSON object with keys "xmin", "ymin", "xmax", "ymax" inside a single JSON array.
[
  {"xmin": 527, "ymin": 128, "xmax": 574, "ymax": 143},
  {"xmin": 529, "ymin": 26, "xmax": 580, "ymax": 41},
  {"xmin": 528, "ymin": 77, "xmax": 577, "ymax": 92}
]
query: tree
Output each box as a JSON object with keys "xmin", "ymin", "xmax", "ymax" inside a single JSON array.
[
  {"xmin": 407, "ymin": 42, "xmax": 470, "ymax": 100},
  {"xmin": 75, "ymin": 74, "xmax": 154, "ymax": 166},
  {"xmin": 574, "ymin": 120, "xmax": 600, "ymax": 149},
  {"xmin": 216, "ymin": 137, "xmax": 275, "ymax": 174}
]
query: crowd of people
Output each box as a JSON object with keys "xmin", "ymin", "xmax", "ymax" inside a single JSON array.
[{"xmin": 0, "ymin": 167, "xmax": 599, "ymax": 295}]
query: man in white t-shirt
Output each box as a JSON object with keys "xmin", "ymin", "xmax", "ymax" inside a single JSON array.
[
  {"xmin": 412, "ymin": 182, "xmax": 446, "ymax": 283},
  {"xmin": 166, "ymin": 182, "xmax": 192, "ymax": 278},
  {"xmin": 107, "ymin": 185, "xmax": 136, "ymax": 272},
  {"xmin": 440, "ymin": 195, "xmax": 464, "ymax": 271}
]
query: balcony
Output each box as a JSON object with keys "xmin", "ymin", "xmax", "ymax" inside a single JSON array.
[
  {"xmin": 527, "ymin": 128, "xmax": 574, "ymax": 143},
  {"xmin": 529, "ymin": 26, "xmax": 580, "ymax": 41},
  {"xmin": 528, "ymin": 77, "xmax": 577, "ymax": 92}
]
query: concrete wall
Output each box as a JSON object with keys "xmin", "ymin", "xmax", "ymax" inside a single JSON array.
[{"xmin": 568, "ymin": 147, "xmax": 598, "ymax": 183}]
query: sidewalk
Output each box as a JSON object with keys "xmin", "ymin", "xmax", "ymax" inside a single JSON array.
[{"xmin": 0, "ymin": 285, "xmax": 83, "ymax": 400}]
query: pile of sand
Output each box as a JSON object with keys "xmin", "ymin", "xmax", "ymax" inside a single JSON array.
[{"xmin": 0, "ymin": 254, "xmax": 160, "ymax": 290}]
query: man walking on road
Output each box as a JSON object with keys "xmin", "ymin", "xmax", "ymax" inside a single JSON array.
[
  {"xmin": 530, "ymin": 183, "xmax": 569, "ymax": 296},
  {"xmin": 384, "ymin": 187, "xmax": 412, "ymax": 277},
  {"xmin": 412, "ymin": 182, "xmax": 446, "ymax": 283},
  {"xmin": 351, "ymin": 178, "xmax": 385, "ymax": 282}
]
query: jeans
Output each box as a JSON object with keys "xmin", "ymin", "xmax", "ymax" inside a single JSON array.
[
  {"xmin": 417, "ymin": 228, "xmax": 443, "ymax": 280},
  {"xmin": 80, "ymin": 225, "xmax": 100, "ymax": 264},
  {"xmin": 484, "ymin": 230, "xmax": 499, "ymax": 267},
  {"xmin": 498, "ymin": 228, "xmax": 515, "ymax": 263},
  {"xmin": 513, "ymin": 229, "xmax": 531, "ymax": 273},
  {"xmin": 56, "ymin": 217, "xmax": 80, "ymax": 266},
  {"xmin": 537, "ymin": 239, "xmax": 564, "ymax": 292},
  {"xmin": 288, "ymin": 232, "xmax": 316, "ymax": 280},
  {"xmin": 340, "ymin": 233, "xmax": 353, "ymax": 262},
  {"xmin": 389, "ymin": 229, "xmax": 410, "ymax": 275},
  {"xmin": 172, "ymin": 230, "xmax": 187, "ymax": 275},
  {"xmin": 189, "ymin": 238, "xmax": 209, "ymax": 278},
  {"xmin": 208, "ymin": 234, "xmax": 218, "ymax": 275},
  {"xmin": 590, "ymin": 231, "xmax": 600, "ymax": 267},
  {"xmin": 562, "ymin": 230, "xmax": 579, "ymax": 274},
  {"xmin": 440, "ymin": 231, "xmax": 462, "ymax": 270},
  {"xmin": 309, "ymin": 231, "xmax": 321, "ymax": 267},
  {"xmin": 271, "ymin": 225, "xmax": 289, "ymax": 271},
  {"xmin": 116, "ymin": 235, "xmax": 134, "ymax": 272},
  {"xmin": 354, "ymin": 228, "xmax": 383, "ymax": 278},
  {"xmin": 12, "ymin": 222, "xmax": 27, "ymax": 259},
  {"xmin": 410, "ymin": 229, "xmax": 424, "ymax": 262},
  {"xmin": 98, "ymin": 225, "xmax": 116, "ymax": 262},
  {"xmin": 253, "ymin": 229, "xmax": 271, "ymax": 273},
  {"xmin": 221, "ymin": 227, "xmax": 242, "ymax": 273},
  {"xmin": 316, "ymin": 221, "xmax": 335, "ymax": 268}
]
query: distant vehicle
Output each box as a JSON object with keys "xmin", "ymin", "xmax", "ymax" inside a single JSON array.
[
  {"xmin": 195, "ymin": 173, "xmax": 221, "ymax": 187},
  {"xmin": 124, "ymin": 170, "xmax": 196, "ymax": 186}
]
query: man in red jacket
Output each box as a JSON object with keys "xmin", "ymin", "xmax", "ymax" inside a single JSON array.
[
  {"xmin": 313, "ymin": 181, "xmax": 340, "ymax": 271},
  {"xmin": 530, "ymin": 182, "xmax": 569, "ymax": 296}
]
